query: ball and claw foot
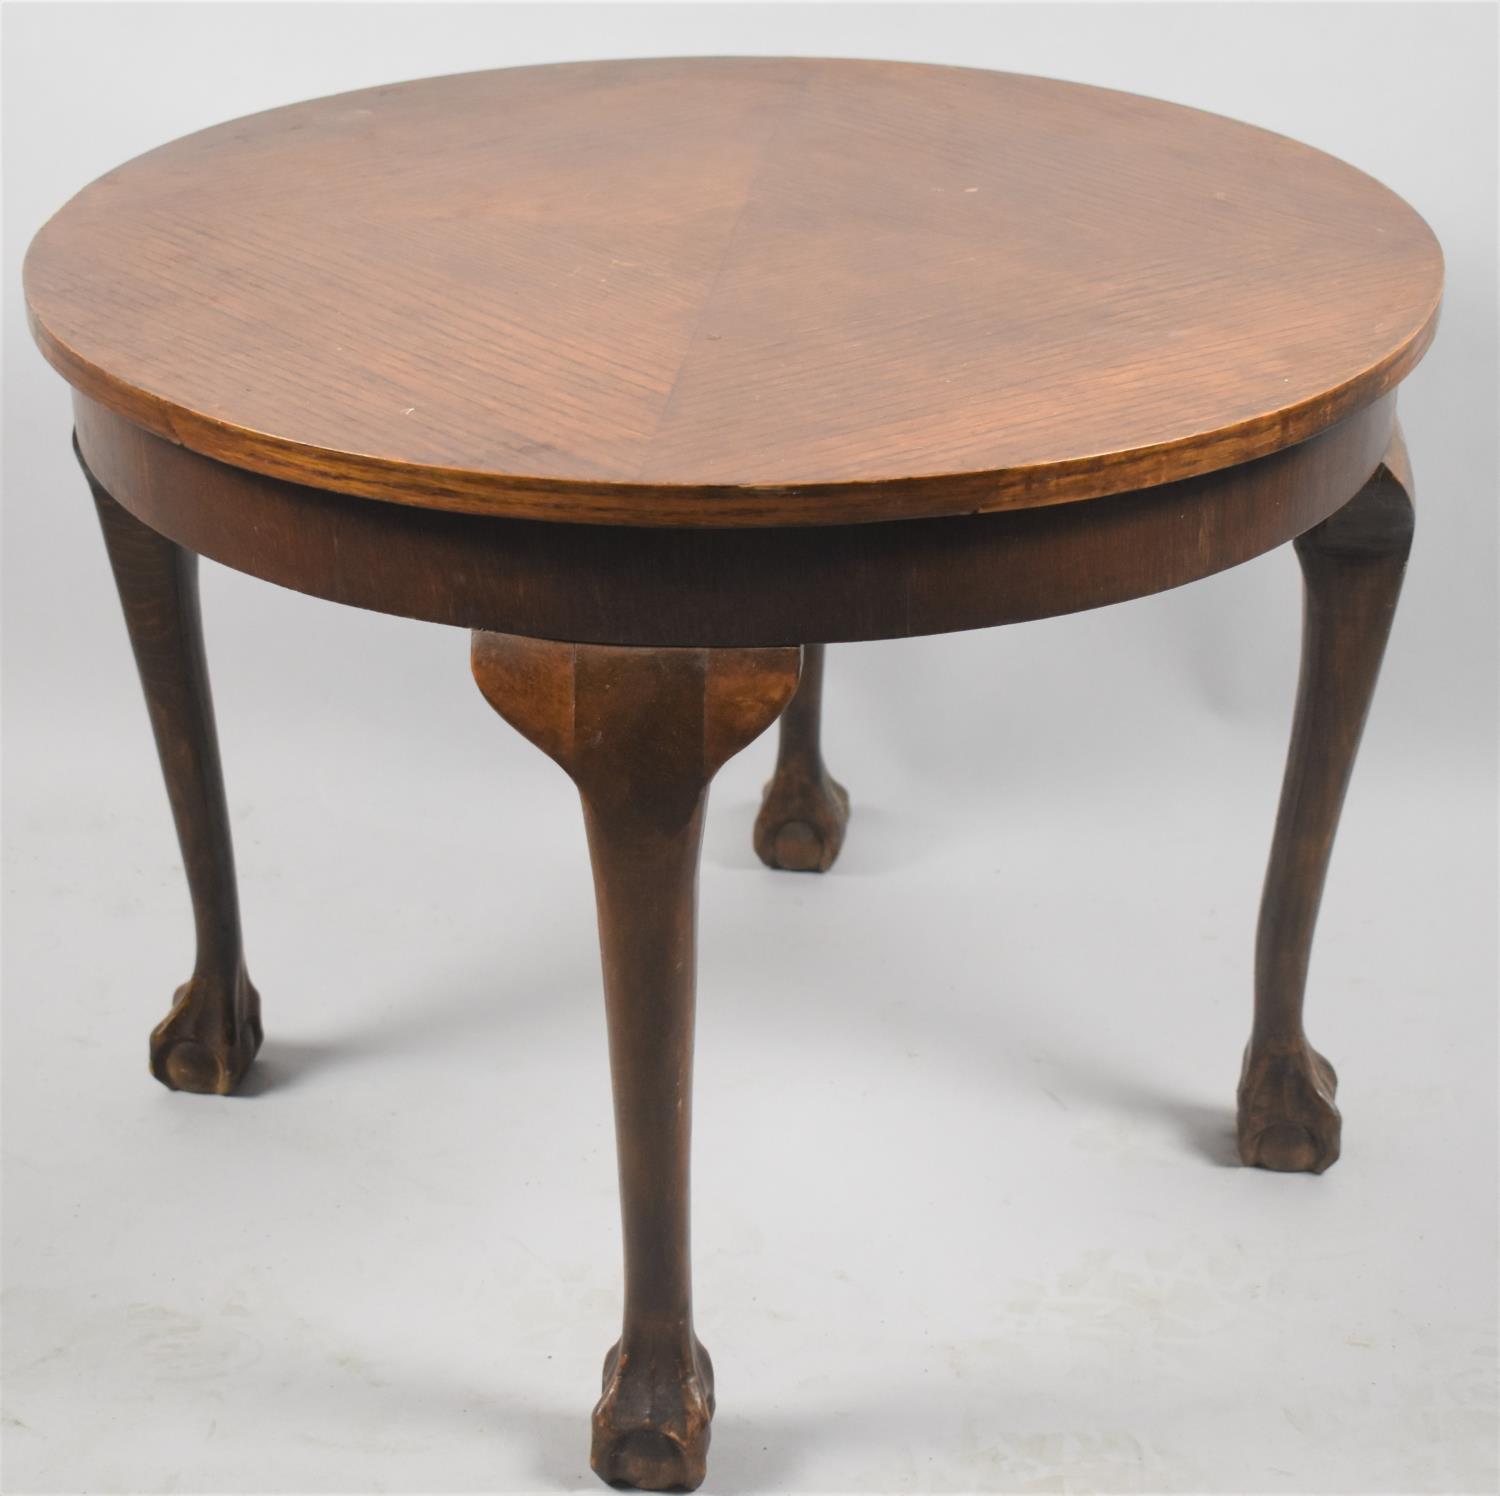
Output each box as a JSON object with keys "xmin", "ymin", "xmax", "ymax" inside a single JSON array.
[
  {"xmin": 754, "ymin": 767, "xmax": 850, "ymax": 873},
  {"xmin": 591, "ymin": 1338, "xmax": 716, "ymax": 1491},
  {"xmin": 148, "ymin": 964, "xmax": 263, "ymax": 1095},
  {"xmin": 1236, "ymin": 1038, "xmax": 1341, "ymax": 1173}
]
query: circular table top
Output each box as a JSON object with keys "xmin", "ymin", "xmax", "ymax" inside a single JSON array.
[{"xmin": 27, "ymin": 57, "xmax": 1441, "ymax": 528}]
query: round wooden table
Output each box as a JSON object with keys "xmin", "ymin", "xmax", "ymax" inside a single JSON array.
[{"xmin": 25, "ymin": 58, "xmax": 1441, "ymax": 1491}]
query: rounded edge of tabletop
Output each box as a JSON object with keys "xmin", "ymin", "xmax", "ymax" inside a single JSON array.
[
  {"xmin": 22, "ymin": 56, "xmax": 1446, "ymax": 532},
  {"xmin": 28, "ymin": 296, "xmax": 1441, "ymax": 530}
]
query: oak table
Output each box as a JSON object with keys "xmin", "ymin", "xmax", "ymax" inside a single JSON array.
[{"xmin": 25, "ymin": 58, "xmax": 1441, "ymax": 1492}]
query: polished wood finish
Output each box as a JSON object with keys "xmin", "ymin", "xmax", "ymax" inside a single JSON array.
[
  {"xmin": 471, "ymin": 633, "xmax": 800, "ymax": 1491},
  {"xmin": 73, "ymin": 391, "xmax": 1397, "ymax": 648},
  {"xmin": 755, "ymin": 644, "xmax": 849, "ymax": 872},
  {"xmin": 27, "ymin": 58, "xmax": 1441, "ymax": 527},
  {"xmin": 81, "ymin": 453, "xmax": 261, "ymax": 1094},
  {"xmin": 1239, "ymin": 433, "xmax": 1415, "ymax": 1173},
  {"xmin": 30, "ymin": 56, "xmax": 1442, "ymax": 1495}
]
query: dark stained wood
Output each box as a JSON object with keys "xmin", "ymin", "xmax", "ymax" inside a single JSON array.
[
  {"xmin": 81, "ymin": 451, "xmax": 261, "ymax": 1094},
  {"xmin": 33, "ymin": 56, "xmax": 1445, "ymax": 1494},
  {"xmin": 754, "ymin": 644, "xmax": 850, "ymax": 872},
  {"xmin": 26, "ymin": 58, "xmax": 1441, "ymax": 527},
  {"xmin": 470, "ymin": 633, "xmax": 801, "ymax": 1491},
  {"xmin": 1238, "ymin": 431, "xmax": 1415, "ymax": 1173},
  {"xmin": 73, "ymin": 391, "xmax": 1397, "ymax": 648}
]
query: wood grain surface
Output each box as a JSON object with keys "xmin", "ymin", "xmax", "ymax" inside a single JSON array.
[
  {"xmin": 1239, "ymin": 433, "xmax": 1414, "ymax": 1174},
  {"xmin": 471, "ymin": 633, "xmax": 801, "ymax": 1488},
  {"xmin": 27, "ymin": 58, "xmax": 1441, "ymax": 527},
  {"xmin": 83, "ymin": 468, "xmax": 263, "ymax": 1095}
]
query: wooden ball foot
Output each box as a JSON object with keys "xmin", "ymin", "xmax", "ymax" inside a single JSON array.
[
  {"xmin": 149, "ymin": 965, "xmax": 262, "ymax": 1094},
  {"xmin": 591, "ymin": 1338, "xmax": 715, "ymax": 1491},
  {"xmin": 754, "ymin": 766, "xmax": 850, "ymax": 873},
  {"xmin": 1237, "ymin": 1039, "xmax": 1340, "ymax": 1173}
]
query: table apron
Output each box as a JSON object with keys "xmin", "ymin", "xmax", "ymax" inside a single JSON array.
[{"xmin": 73, "ymin": 392, "xmax": 1397, "ymax": 648}]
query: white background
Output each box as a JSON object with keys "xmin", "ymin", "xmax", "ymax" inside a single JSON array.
[{"xmin": 3, "ymin": 4, "xmax": 1496, "ymax": 1493}]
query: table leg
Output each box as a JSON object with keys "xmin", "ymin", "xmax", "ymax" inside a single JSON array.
[
  {"xmin": 471, "ymin": 632, "xmax": 801, "ymax": 1491},
  {"xmin": 1239, "ymin": 433, "xmax": 1415, "ymax": 1173},
  {"xmin": 78, "ymin": 442, "xmax": 262, "ymax": 1094},
  {"xmin": 753, "ymin": 643, "xmax": 850, "ymax": 872}
]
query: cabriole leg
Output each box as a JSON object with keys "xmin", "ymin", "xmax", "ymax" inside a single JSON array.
[
  {"xmin": 753, "ymin": 642, "xmax": 849, "ymax": 872},
  {"xmin": 80, "ymin": 443, "xmax": 261, "ymax": 1094},
  {"xmin": 1239, "ymin": 433, "xmax": 1415, "ymax": 1173},
  {"xmin": 472, "ymin": 632, "xmax": 800, "ymax": 1490}
]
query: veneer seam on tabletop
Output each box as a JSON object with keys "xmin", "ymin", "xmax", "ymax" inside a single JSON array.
[
  {"xmin": 641, "ymin": 71, "xmax": 812, "ymax": 470},
  {"xmin": 23, "ymin": 56, "xmax": 1442, "ymax": 528}
]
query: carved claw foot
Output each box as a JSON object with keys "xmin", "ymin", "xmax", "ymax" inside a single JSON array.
[
  {"xmin": 1241, "ymin": 441, "xmax": 1411, "ymax": 1178},
  {"xmin": 149, "ymin": 962, "xmax": 263, "ymax": 1094},
  {"xmin": 473, "ymin": 634, "xmax": 792, "ymax": 1493},
  {"xmin": 592, "ymin": 1338, "xmax": 715, "ymax": 1491},
  {"xmin": 1237, "ymin": 1038, "xmax": 1340, "ymax": 1173},
  {"xmin": 754, "ymin": 763, "xmax": 850, "ymax": 873}
]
